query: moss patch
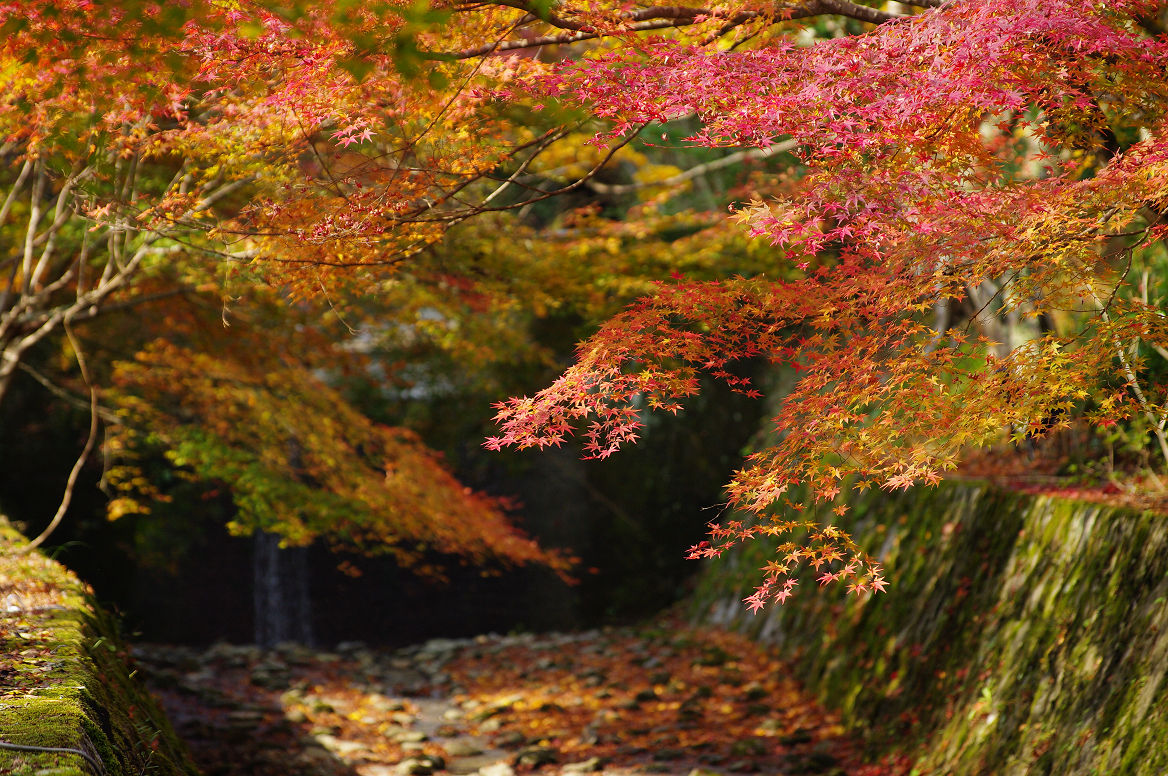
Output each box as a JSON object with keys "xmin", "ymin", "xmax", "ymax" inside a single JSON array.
[
  {"xmin": 0, "ymin": 518, "xmax": 198, "ymax": 775},
  {"xmin": 691, "ymin": 481, "xmax": 1168, "ymax": 775}
]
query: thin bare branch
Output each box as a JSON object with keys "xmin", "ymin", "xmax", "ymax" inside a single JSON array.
[
  {"xmin": 400, "ymin": 125, "xmax": 648, "ymax": 225},
  {"xmin": 25, "ymin": 322, "xmax": 100, "ymax": 550},
  {"xmin": 65, "ymin": 286, "xmax": 191, "ymax": 323},
  {"xmin": 1088, "ymin": 284, "xmax": 1168, "ymax": 467},
  {"xmin": 437, "ymin": 0, "xmax": 904, "ymax": 58},
  {"xmin": 399, "ymin": 126, "xmax": 576, "ymax": 213},
  {"xmin": 482, "ymin": 129, "xmax": 571, "ymax": 206},
  {"xmin": 442, "ymin": 14, "xmax": 718, "ymax": 58},
  {"xmin": 75, "ymin": 227, "xmax": 94, "ymax": 299},
  {"xmin": 20, "ymin": 163, "xmax": 47, "ymax": 295},
  {"xmin": 30, "ymin": 165, "xmax": 88, "ymax": 291},
  {"xmin": 586, "ymin": 140, "xmax": 797, "ymax": 195},
  {"xmin": 189, "ymin": 175, "xmax": 259, "ymax": 215},
  {"xmin": 0, "ymin": 159, "xmax": 32, "ymax": 225},
  {"xmin": 17, "ymin": 360, "xmax": 118, "ymax": 422}
]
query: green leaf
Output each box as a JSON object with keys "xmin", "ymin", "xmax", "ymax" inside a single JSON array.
[
  {"xmin": 391, "ymin": 32, "xmax": 423, "ymax": 80},
  {"xmin": 527, "ymin": 0, "xmax": 557, "ymax": 21},
  {"xmin": 340, "ymin": 56, "xmax": 375, "ymax": 83},
  {"xmin": 428, "ymin": 68, "xmax": 450, "ymax": 91},
  {"xmin": 238, "ymin": 21, "xmax": 264, "ymax": 40},
  {"xmin": 400, "ymin": 0, "xmax": 452, "ymax": 27},
  {"xmin": 0, "ymin": 16, "xmax": 29, "ymax": 38}
]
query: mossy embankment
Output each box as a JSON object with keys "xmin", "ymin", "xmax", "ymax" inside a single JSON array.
[
  {"xmin": 690, "ymin": 481, "xmax": 1168, "ymax": 775},
  {"xmin": 0, "ymin": 518, "xmax": 198, "ymax": 776}
]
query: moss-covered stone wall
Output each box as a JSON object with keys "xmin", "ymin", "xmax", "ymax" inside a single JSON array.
[
  {"xmin": 0, "ymin": 518, "xmax": 198, "ymax": 776},
  {"xmin": 690, "ymin": 481, "xmax": 1168, "ymax": 775}
]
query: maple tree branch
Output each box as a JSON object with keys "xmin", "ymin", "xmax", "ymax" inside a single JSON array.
[
  {"xmin": 190, "ymin": 175, "xmax": 259, "ymax": 215},
  {"xmin": 586, "ymin": 140, "xmax": 797, "ymax": 195},
  {"xmin": 30, "ymin": 163, "xmax": 89, "ymax": 293},
  {"xmin": 20, "ymin": 162, "xmax": 47, "ymax": 296},
  {"xmin": 442, "ymin": 28, "xmax": 630, "ymax": 59},
  {"xmin": 1087, "ymin": 283, "xmax": 1168, "ymax": 468},
  {"xmin": 437, "ymin": 0, "xmax": 905, "ymax": 58},
  {"xmin": 798, "ymin": 0, "xmax": 900, "ymax": 25},
  {"xmin": 25, "ymin": 322, "xmax": 100, "ymax": 550},
  {"xmin": 16, "ymin": 360, "xmax": 118, "ymax": 422},
  {"xmin": 482, "ymin": 0, "xmax": 724, "ymax": 31},
  {"xmin": 439, "ymin": 17, "xmax": 730, "ymax": 58},
  {"xmin": 0, "ymin": 233, "xmax": 159, "ymax": 385},
  {"xmin": 352, "ymin": 123, "xmax": 639, "ymax": 233},
  {"xmin": 481, "ymin": 129, "xmax": 571, "ymax": 206},
  {"xmin": 403, "ymin": 125, "xmax": 647, "ymax": 224},
  {"xmin": 66, "ymin": 287, "xmax": 194, "ymax": 323},
  {"xmin": 410, "ymin": 126, "xmax": 572, "ymax": 211},
  {"xmin": 963, "ymin": 278, "xmax": 1011, "ymax": 355},
  {"xmin": 0, "ymin": 158, "xmax": 32, "ymax": 225},
  {"xmin": 296, "ymin": 113, "xmax": 349, "ymax": 201}
]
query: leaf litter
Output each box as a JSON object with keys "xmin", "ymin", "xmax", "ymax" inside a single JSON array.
[{"xmin": 135, "ymin": 618, "xmax": 910, "ymax": 776}]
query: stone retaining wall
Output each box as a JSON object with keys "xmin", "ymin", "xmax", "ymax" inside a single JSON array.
[
  {"xmin": 0, "ymin": 518, "xmax": 197, "ymax": 776},
  {"xmin": 689, "ymin": 482, "xmax": 1168, "ymax": 775}
]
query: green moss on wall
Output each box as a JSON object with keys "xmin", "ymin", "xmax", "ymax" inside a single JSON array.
[
  {"xmin": 690, "ymin": 481, "xmax": 1168, "ymax": 775},
  {"xmin": 0, "ymin": 518, "xmax": 198, "ymax": 776}
]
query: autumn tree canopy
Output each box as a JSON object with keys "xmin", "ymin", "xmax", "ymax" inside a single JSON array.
[
  {"xmin": 1, "ymin": 0, "xmax": 599, "ymax": 564},
  {"xmin": 485, "ymin": 0, "xmax": 1168, "ymax": 605},
  {"xmin": 0, "ymin": 0, "xmax": 852, "ymax": 562},
  {"xmin": 5, "ymin": 0, "xmax": 1168, "ymax": 606}
]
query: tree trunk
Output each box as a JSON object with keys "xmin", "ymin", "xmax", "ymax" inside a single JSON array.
[{"xmin": 253, "ymin": 531, "xmax": 314, "ymax": 647}]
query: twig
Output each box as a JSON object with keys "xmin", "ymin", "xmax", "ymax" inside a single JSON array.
[
  {"xmin": 1088, "ymin": 284, "xmax": 1168, "ymax": 468},
  {"xmin": 436, "ymin": 0, "xmax": 906, "ymax": 58},
  {"xmin": 16, "ymin": 361, "xmax": 117, "ymax": 422},
  {"xmin": 0, "ymin": 741, "xmax": 105, "ymax": 774},
  {"xmin": 586, "ymin": 141, "xmax": 797, "ymax": 196},
  {"xmin": 25, "ymin": 322, "xmax": 100, "ymax": 550}
]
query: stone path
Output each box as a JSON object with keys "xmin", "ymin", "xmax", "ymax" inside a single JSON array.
[{"xmin": 134, "ymin": 620, "xmax": 900, "ymax": 776}]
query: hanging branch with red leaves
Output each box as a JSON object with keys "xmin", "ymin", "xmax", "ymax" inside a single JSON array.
[{"xmin": 489, "ymin": 0, "xmax": 1168, "ymax": 607}]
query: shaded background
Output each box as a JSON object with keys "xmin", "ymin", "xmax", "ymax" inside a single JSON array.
[{"xmin": 0, "ymin": 358, "xmax": 765, "ymax": 646}]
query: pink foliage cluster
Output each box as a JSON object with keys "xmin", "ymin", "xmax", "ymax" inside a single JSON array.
[{"xmin": 537, "ymin": 0, "xmax": 1168, "ymax": 256}]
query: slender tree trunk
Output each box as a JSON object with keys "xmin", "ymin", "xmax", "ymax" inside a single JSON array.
[
  {"xmin": 253, "ymin": 437, "xmax": 315, "ymax": 647},
  {"xmin": 253, "ymin": 532, "xmax": 314, "ymax": 647}
]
